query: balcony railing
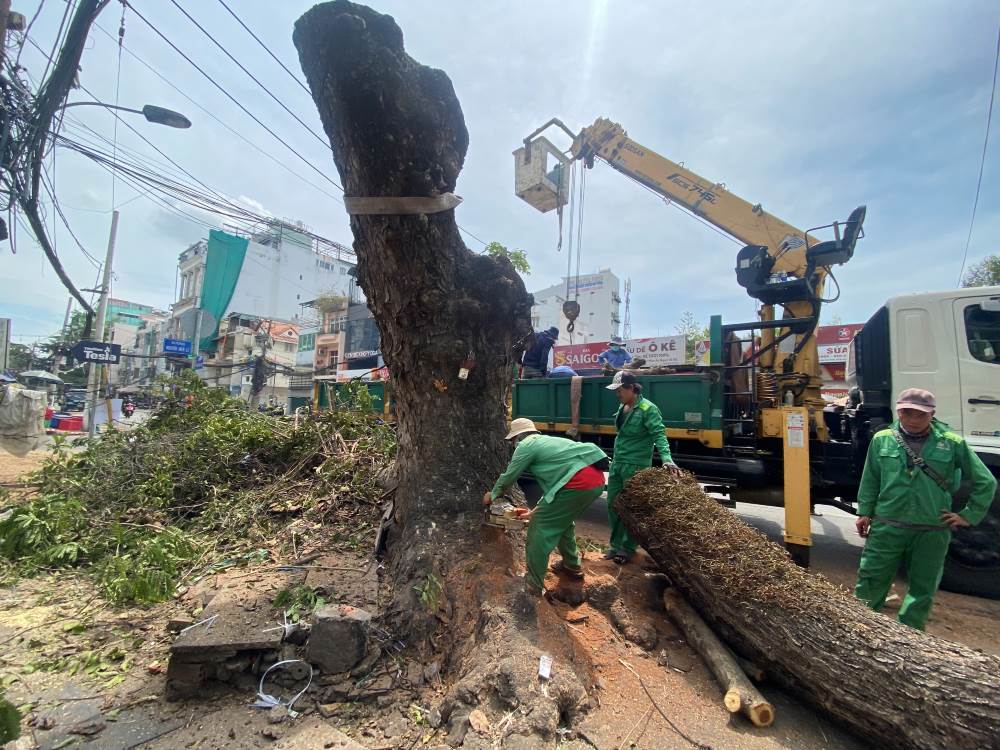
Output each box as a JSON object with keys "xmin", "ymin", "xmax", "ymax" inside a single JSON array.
[{"xmin": 288, "ymin": 374, "xmax": 313, "ymax": 390}]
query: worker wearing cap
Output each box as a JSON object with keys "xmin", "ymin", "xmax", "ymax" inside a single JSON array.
[
  {"xmin": 484, "ymin": 418, "xmax": 609, "ymax": 595},
  {"xmin": 521, "ymin": 327, "xmax": 560, "ymax": 379},
  {"xmin": 597, "ymin": 336, "xmax": 633, "ymax": 370},
  {"xmin": 854, "ymin": 388, "xmax": 997, "ymax": 630},
  {"xmin": 605, "ymin": 371, "xmax": 681, "ymax": 564}
]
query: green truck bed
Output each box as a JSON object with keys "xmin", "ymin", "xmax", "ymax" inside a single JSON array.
[{"xmin": 512, "ymin": 371, "xmax": 724, "ymax": 433}]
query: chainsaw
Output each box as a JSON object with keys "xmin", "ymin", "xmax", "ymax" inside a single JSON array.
[{"xmin": 483, "ymin": 501, "xmax": 528, "ymax": 531}]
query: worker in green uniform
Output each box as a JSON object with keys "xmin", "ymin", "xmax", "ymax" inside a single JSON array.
[
  {"xmin": 605, "ymin": 371, "xmax": 681, "ymax": 565},
  {"xmin": 854, "ymin": 388, "xmax": 997, "ymax": 630},
  {"xmin": 484, "ymin": 418, "xmax": 609, "ymax": 595}
]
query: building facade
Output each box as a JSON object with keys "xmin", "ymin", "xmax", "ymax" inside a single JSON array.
[
  {"xmin": 530, "ymin": 269, "xmax": 621, "ymax": 346},
  {"xmin": 163, "ymin": 221, "xmax": 356, "ymax": 403},
  {"xmin": 109, "ymin": 305, "xmax": 167, "ymax": 388},
  {"xmin": 107, "ymin": 298, "xmax": 159, "ymax": 327},
  {"xmin": 201, "ymin": 315, "xmax": 299, "ymax": 404},
  {"xmin": 167, "ymin": 222, "xmax": 355, "ymax": 354}
]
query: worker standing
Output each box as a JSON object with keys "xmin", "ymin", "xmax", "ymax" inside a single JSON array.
[
  {"xmin": 597, "ymin": 336, "xmax": 633, "ymax": 370},
  {"xmin": 521, "ymin": 327, "xmax": 560, "ymax": 379},
  {"xmin": 484, "ymin": 418, "xmax": 608, "ymax": 595},
  {"xmin": 605, "ymin": 371, "xmax": 680, "ymax": 564},
  {"xmin": 854, "ymin": 388, "xmax": 997, "ymax": 630}
]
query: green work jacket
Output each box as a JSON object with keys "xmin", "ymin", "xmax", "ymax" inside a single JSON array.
[
  {"xmin": 491, "ymin": 434, "xmax": 608, "ymax": 505},
  {"xmin": 611, "ymin": 396, "xmax": 674, "ymax": 468},
  {"xmin": 857, "ymin": 419, "xmax": 997, "ymax": 526}
]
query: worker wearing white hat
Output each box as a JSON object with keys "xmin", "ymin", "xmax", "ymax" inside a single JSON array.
[{"xmin": 484, "ymin": 418, "xmax": 609, "ymax": 595}]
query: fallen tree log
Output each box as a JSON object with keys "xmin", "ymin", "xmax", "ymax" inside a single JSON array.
[
  {"xmin": 735, "ymin": 655, "xmax": 765, "ymax": 683},
  {"xmin": 663, "ymin": 587, "xmax": 774, "ymax": 727},
  {"xmin": 617, "ymin": 469, "xmax": 1000, "ymax": 750}
]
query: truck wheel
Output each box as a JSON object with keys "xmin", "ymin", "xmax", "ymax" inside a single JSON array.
[{"xmin": 940, "ymin": 479, "xmax": 1000, "ymax": 599}]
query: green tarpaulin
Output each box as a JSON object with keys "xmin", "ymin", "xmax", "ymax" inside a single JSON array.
[{"xmin": 199, "ymin": 230, "xmax": 248, "ymax": 352}]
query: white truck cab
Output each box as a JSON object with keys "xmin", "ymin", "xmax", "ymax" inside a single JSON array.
[{"xmin": 848, "ymin": 286, "xmax": 1000, "ymax": 459}]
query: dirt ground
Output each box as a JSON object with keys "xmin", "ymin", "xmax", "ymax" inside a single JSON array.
[
  {"xmin": 0, "ymin": 450, "xmax": 49, "ymax": 486},
  {"xmin": 2, "ymin": 451, "xmax": 998, "ymax": 749}
]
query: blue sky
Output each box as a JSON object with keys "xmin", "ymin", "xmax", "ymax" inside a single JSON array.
[{"xmin": 2, "ymin": 0, "xmax": 998, "ymax": 347}]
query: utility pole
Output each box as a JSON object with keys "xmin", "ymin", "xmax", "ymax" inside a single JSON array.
[
  {"xmin": 53, "ymin": 297, "xmax": 73, "ymax": 379},
  {"xmin": 86, "ymin": 210, "xmax": 119, "ymax": 437},
  {"xmin": 191, "ymin": 306, "xmax": 203, "ymax": 374},
  {"xmin": 249, "ymin": 323, "xmax": 271, "ymax": 409}
]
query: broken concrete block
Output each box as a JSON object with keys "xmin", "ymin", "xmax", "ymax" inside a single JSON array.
[
  {"xmin": 306, "ymin": 604, "xmax": 371, "ymax": 674},
  {"xmin": 166, "ymin": 617, "xmax": 194, "ymax": 634}
]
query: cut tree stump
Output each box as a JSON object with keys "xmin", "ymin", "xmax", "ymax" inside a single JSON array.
[
  {"xmin": 617, "ymin": 469, "xmax": 1000, "ymax": 750},
  {"xmin": 663, "ymin": 587, "xmax": 774, "ymax": 727}
]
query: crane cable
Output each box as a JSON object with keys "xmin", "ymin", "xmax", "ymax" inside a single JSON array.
[
  {"xmin": 562, "ymin": 161, "xmax": 587, "ymax": 337},
  {"xmin": 564, "ymin": 160, "xmax": 577, "ymax": 299}
]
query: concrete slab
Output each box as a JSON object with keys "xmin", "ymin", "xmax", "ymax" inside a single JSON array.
[
  {"xmin": 34, "ymin": 682, "xmax": 102, "ymax": 750},
  {"xmin": 32, "ymin": 683, "xmax": 184, "ymax": 750},
  {"xmin": 170, "ymin": 573, "xmax": 305, "ymax": 656},
  {"xmin": 78, "ymin": 713, "xmax": 185, "ymax": 750}
]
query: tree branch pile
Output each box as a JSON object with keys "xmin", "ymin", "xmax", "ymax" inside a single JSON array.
[
  {"xmin": 0, "ymin": 374, "xmax": 394, "ymax": 604},
  {"xmin": 616, "ymin": 468, "xmax": 1000, "ymax": 750}
]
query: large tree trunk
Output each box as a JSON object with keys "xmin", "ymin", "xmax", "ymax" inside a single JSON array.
[
  {"xmin": 617, "ymin": 469, "xmax": 1000, "ymax": 750},
  {"xmin": 293, "ymin": 3, "xmax": 533, "ymax": 637}
]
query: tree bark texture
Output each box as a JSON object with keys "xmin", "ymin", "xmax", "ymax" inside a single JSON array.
[
  {"xmin": 293, "ymin": 3, "xmax": 533, "ymax": 628},
  {"xmin": 618, "ymin": 469, "xmax": 1000, "ymax": 750}
]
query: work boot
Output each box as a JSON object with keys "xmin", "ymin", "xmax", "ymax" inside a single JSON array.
[{"xmin": 550, "ymin": 561, "xmax": 584, "ymax": 580}]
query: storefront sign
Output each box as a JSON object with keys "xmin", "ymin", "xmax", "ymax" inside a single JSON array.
[
  {"xmin": 336, "ymin": 368, "xmax": 376, "ymax": 381},
  {"xmin": 694, "ymin": 339, "xmax": 711, "ymax": 366},
  {"xmin": 816, "ymin": 324, "xmax": 863, "ymax": 364},
  {"xmin": 815, "ymin": 324, "xmax": 865, "ymax": 345},
  {"xmin": 625, "ymin": 336, "xmax": 685, "ymax": 366},
  {"xmin": 345, "ymin": 349, "xmax": 379, "ymax": 361},
  {"xmin": 567, "ymin": 274, "xmax": 604, "ymax": 293},
  {"xmin": 552, "ymin": 342, "xmax": 606, "ymax": 370}
]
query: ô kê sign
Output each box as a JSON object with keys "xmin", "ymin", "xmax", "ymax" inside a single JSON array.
[{"xmin": 625, "ymin": 336, "xmax": 685, "ymax": 366}]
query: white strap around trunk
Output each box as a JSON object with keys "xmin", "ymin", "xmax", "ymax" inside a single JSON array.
[{"xmin": 344, "ymin": 193, "xmax": 462, "ymax": 215}]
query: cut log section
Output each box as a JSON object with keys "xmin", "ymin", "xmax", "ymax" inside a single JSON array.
[
  {"xmin": 617, "ymin": 469, "xmax": 1000, "ymax": 750},
  {"xmin": 663, "ymin": 587, "xmax": 774, "ymax": 727},
  {"xmin": 735, "ymin": 656, "xmax": 766, "ymax": 683}
]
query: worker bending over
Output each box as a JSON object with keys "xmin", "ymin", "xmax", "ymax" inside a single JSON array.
[
  {"xmin": 854, "ymin": 388, "xmax": 996, "ymax": 630},
  {"xmin": 521, "ymin": 327, "xmax": 559, "ymax": 379},
  {"xmin": 605, "ymin": 371, "xmax": 680, "ymax": 564},
  {"xmin": 485, "ymin": 418, "xmax": 608, "ymax": 595},
  {"xmin": 597, "ymin": 336, "xmax": 632, "ymax": 370}
]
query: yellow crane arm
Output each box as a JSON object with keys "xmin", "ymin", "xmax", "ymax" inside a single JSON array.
[{"xmin": 572, "ymin": 118, "xmax": 816, "ymax": 277}]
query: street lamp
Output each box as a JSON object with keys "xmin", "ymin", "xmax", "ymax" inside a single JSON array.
[{"xmin": 61, "ymin": 101, "xmax": 192, "ymax": 128}]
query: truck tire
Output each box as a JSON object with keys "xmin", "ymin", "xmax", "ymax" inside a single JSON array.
[{"xmin": 940, "ymin": 476, "xmax": 1000, "ymax": 599}]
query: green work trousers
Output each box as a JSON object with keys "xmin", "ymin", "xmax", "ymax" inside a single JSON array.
[
  {"xmin": 525, "ymin": 485, "xmax": 605, "ymax": 589},
  {"xmin": 607, "ymin": 461, "xmax": 645, "ymax": 556},
  {"xmin": 854, "ymin": 521, "xmax": 951, "ymax": 630}
]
